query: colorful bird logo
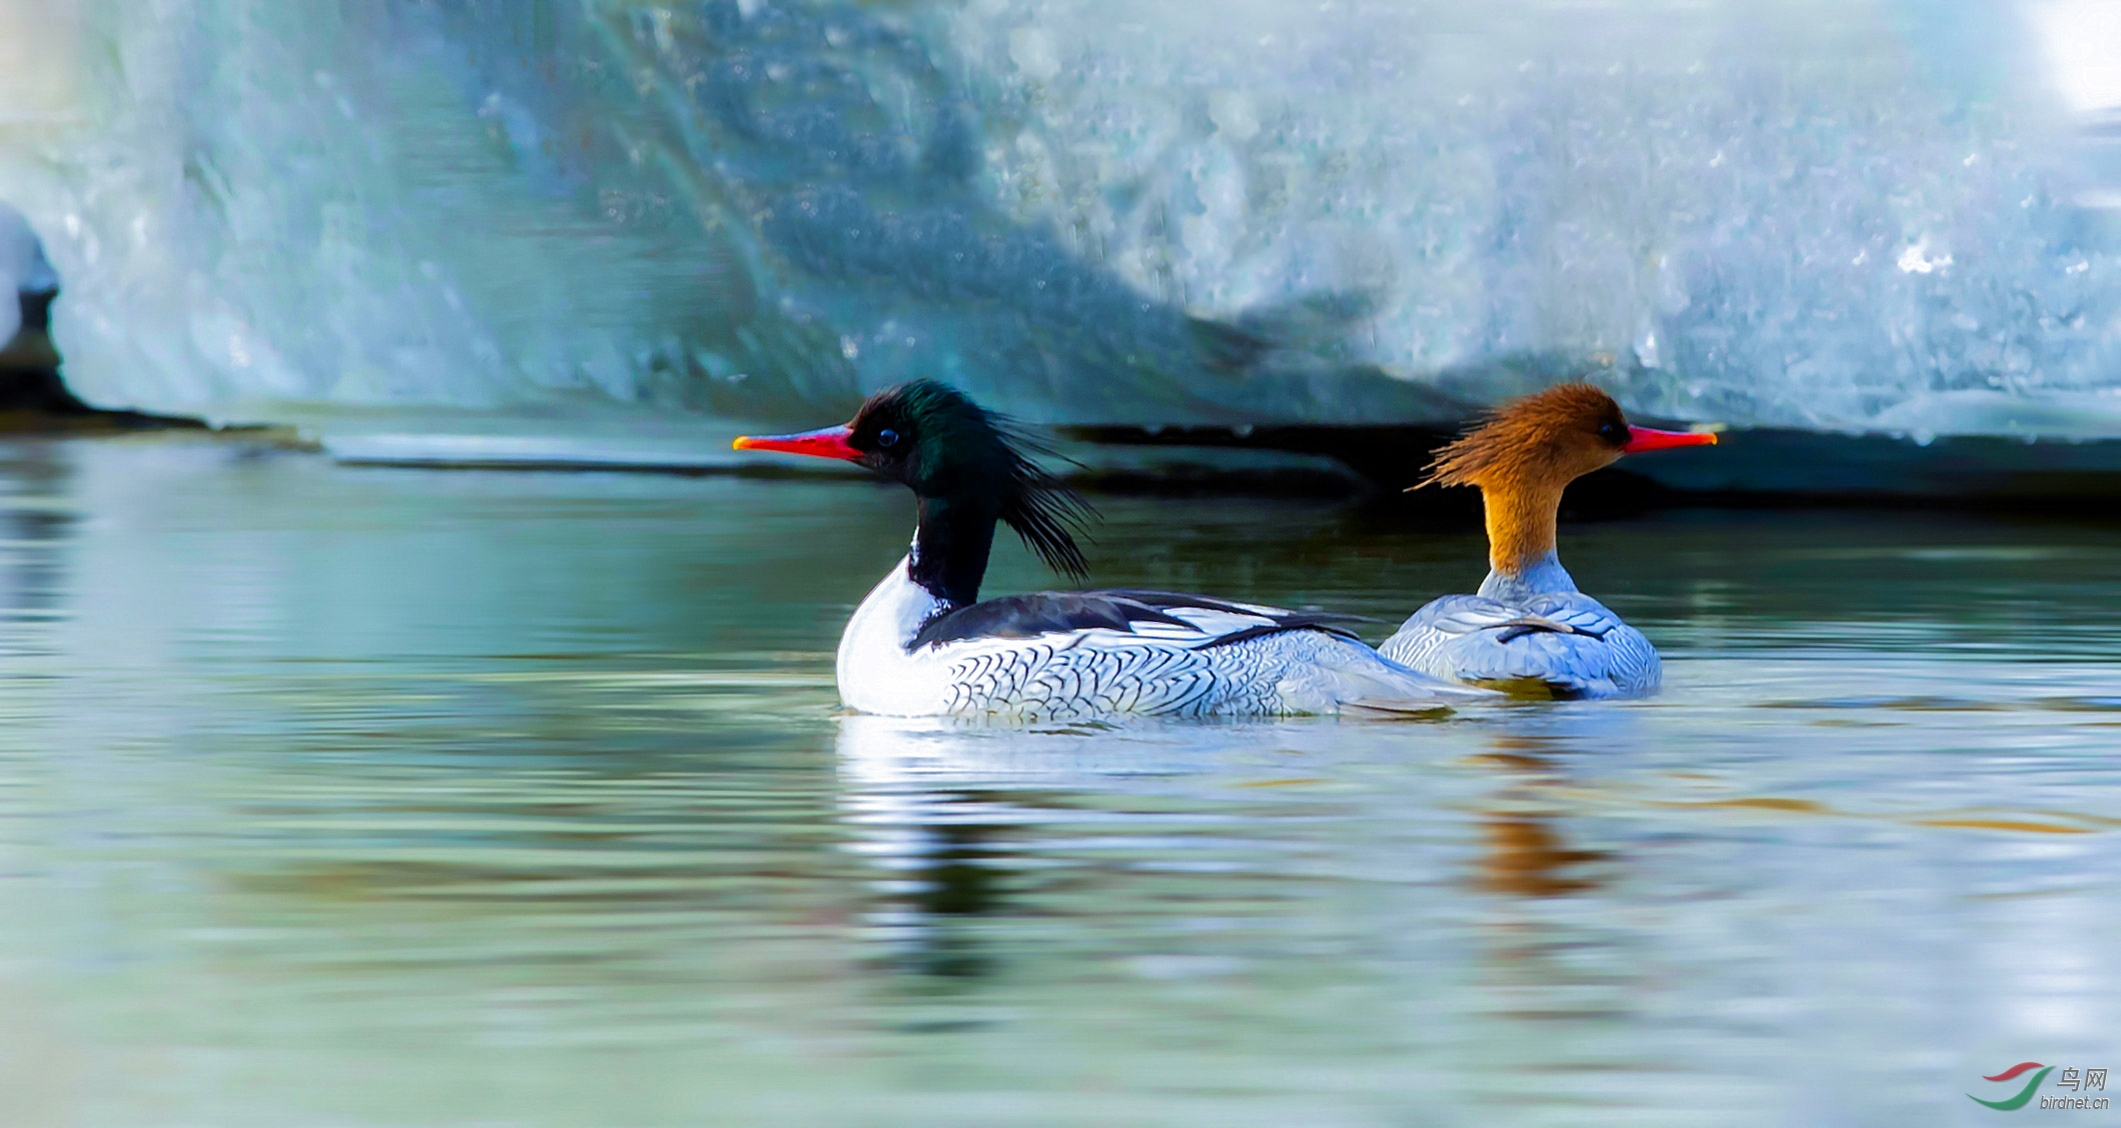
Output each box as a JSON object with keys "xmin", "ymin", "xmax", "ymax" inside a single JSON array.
[{"xmin": 1969, "ymin": 1063, "xmax": 2054, "ymax": 1111}]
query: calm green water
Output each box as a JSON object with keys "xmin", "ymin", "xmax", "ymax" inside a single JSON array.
[{"xmin": 0, "ymin": 437, "xmax": 2117, "ymax": 1127}]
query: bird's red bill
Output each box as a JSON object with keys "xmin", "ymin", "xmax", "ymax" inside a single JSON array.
[
  {"xmin": 1621, "ymin": 425, "xmax": 1718, "ymax": 454},
  {"xmin": 732, "ymin": 425, "xmax": 860, "ymax": 460}
]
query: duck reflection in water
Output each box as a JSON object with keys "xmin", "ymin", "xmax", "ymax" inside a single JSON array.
[
  {"xmin": 862, "ymin": 796, "xmax": 1009, "ymax": 981},
  {"xmin": 834, "ymin": 713, "xmax": 1622, "ymax": 994},
  {"xmin": 1450, "ymin": 729, "xmax": 1625, "ymax": 1064},
  {"xmin": 837, "ymin": 717, "xmax": 1027, "ymax": 980},
  {"xmin": 832, "ymin": 713, "xmax": 1380, "ymax": 982},
  {"xmin": 1469, "ymin": 736, "xmax": 1611, "ymax": 900}
]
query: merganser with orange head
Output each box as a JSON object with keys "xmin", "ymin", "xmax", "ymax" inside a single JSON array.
[
  {"xmin": 1379, "ymin": 384, "xmax": 1718, "ymax": 699},
  {"xmin": 737, "ymin": 380, "xmax": 1488, "ymax": 721}
]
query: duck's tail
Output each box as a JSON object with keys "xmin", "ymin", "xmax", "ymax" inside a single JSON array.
[{"xmin": 1281, "ymin": 636, "xmax": 1499, "ymax": 716}]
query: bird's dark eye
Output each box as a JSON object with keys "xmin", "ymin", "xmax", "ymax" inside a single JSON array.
[
  {"xmin": 1596, "ymin": 421, "xmax": 1625, "ymax": 443},
  {"xmin": 876, "ymin": 428, "xmax": 900, "ymax": 449}
]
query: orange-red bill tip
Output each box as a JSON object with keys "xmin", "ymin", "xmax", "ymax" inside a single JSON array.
[
  {"xmin": 1621, "ymin": 425, "xmax": 1718, "ymax": 454},
  {"xmin": 732, "ymin": 425, "xmax": 860, "ymax": 460}
]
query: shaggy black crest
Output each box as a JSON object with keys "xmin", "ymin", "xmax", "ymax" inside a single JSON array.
[
  {"xmin": 990, "ymin": 419, "xmax": 1094, "ymax": 583},
  {"xmin": 846, "ymin": 380, "xmax": 1094, "ymax": 585}
]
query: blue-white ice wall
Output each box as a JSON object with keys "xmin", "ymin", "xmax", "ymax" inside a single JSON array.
[{"xmin": 0, "ymin": 0, "xmax": 2114, "ymax": 431}]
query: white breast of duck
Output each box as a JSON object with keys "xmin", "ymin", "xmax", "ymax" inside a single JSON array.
[
  {"xmin": 738, "ymin": 380, "xmax": 1486, "ymax": 722},
  {"xmin": 1382, "ymin": 383, "xmax": 1715, "ymax": 700}
]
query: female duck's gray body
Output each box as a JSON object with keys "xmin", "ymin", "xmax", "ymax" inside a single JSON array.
[
  {"xmin": 738, "ymin": 381, "xmax": 1484, "ymax": 721},
  {"xmin": 1380, "ymin": 384, "xmax": 1715, "ymax": 701},
  {"xmin": 1381, "ymin": 553, "xmax": 1659, "ymax": 699}
]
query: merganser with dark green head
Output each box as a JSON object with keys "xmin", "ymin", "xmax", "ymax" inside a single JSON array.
[{"xmin": 737, "ymin": 381, "xmax": 1488, "ymax": 721}]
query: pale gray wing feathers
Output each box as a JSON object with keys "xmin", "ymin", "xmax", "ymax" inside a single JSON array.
[
  {"xmin": 1379, "ymin": 593, "xmax": 1661, "ymax": 699},
  {"xmin": 937, "ymin": 612, "xmax": 1485, "ymax": 722}
]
